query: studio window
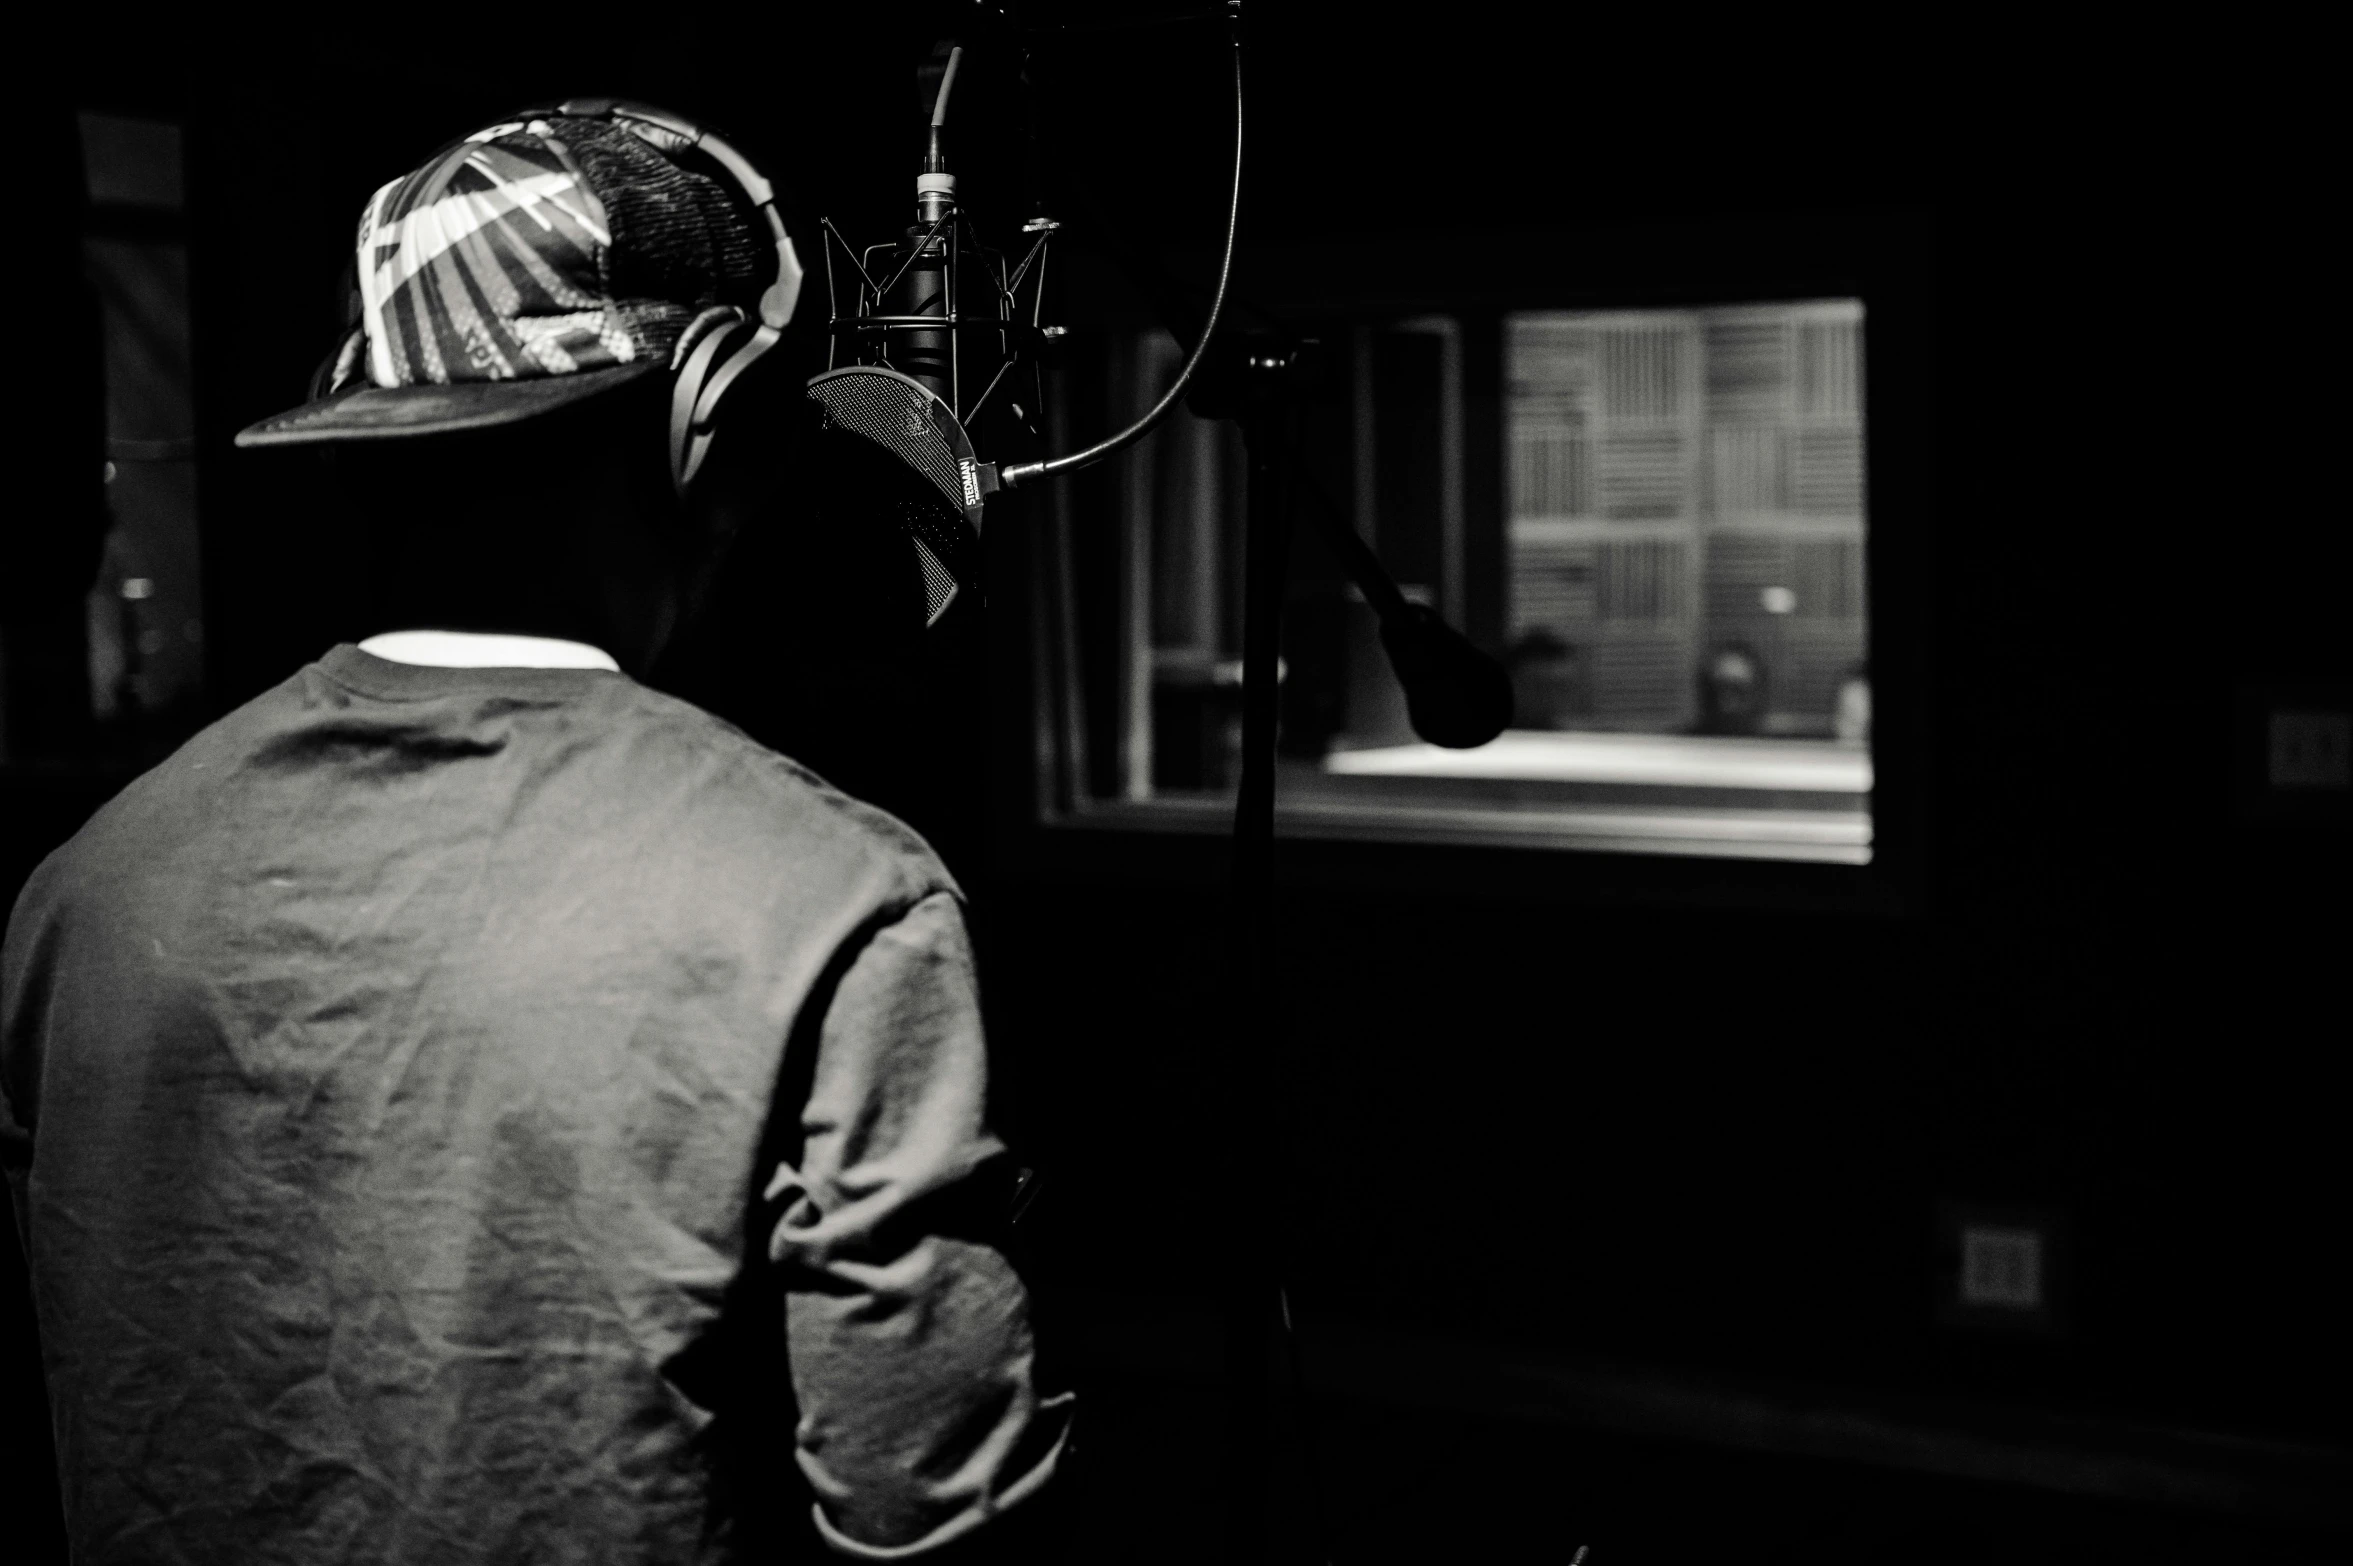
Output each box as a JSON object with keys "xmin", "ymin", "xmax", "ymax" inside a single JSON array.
[{"xmin": 1032, "ymin": 299, "xmax": 1873, "ymax": 864}]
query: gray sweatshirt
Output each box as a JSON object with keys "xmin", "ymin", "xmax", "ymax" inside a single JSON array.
[{"xmin": 1, "ymin": 644, "xmax": 1070, "ymax": 1563}]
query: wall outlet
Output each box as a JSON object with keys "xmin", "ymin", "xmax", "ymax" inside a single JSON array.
[
  {"xmin": 1936, "ymin": 1202, "xmax": 2067, "ymax": 1336},
  {"xmin": 1960, "ymin": 1225, "xmax": 2043, "ymax": 1309}
]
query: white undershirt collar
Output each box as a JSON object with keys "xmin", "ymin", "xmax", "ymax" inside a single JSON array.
[{"xmin": 357, "ymin": 630, "xmax": 621, "ymax": 672}]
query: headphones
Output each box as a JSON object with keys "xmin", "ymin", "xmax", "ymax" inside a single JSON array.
[{"xmin": 311, "ymin": 98, "xmax": 804, "ymax": 498}]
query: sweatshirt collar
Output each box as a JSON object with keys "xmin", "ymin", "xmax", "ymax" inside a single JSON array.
[
  {"xmin": 314, "ymin": 642, "xmax": 629, "ymax": 702},
  {"xmin": 356, "ymin": 631, "xmax": 620, "ymax": 672}
]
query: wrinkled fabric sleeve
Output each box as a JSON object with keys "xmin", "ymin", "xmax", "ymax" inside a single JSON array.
[{"xmin": 766, "ymin": 889, "xmax": 1073, "ymax": 1559}]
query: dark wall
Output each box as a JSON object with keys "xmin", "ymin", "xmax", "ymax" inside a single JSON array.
[{"xmin": 7, "ymin": 8, "xmax": 2343, "ymax": 1558}]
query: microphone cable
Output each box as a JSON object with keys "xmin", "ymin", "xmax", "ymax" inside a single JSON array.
[{"xmin": 995, "ymin": 1, "xmax": 1243, "ymax": 489}]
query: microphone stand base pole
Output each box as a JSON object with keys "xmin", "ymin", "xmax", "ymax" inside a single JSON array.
[{"xmin": 1216, "ymin": 337, "xmax": 1306, "ymax": 1564}]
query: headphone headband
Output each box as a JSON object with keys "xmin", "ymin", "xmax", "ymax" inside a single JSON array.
[
  {"xmin": 503, "ymin": 98, "xmax": 805, "ymax": 495},
  {"xmin": 539, "ymin": 99, "xmax": 804, "ymax": 333}
]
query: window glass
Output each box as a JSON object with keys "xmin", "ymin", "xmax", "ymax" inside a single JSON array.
[{"xmin": 1033, "ymin": 301, "xmax": 1871, "ymax": 865}]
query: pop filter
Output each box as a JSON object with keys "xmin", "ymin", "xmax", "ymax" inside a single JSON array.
[{"xmin": 806, "ymin": 365, "xmax": 987, "ymax": 627}]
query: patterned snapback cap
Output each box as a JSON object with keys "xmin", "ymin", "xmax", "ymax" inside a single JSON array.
[{"xmin": 237, "ymin": 115, "xmax": 765, "ymax": 447}]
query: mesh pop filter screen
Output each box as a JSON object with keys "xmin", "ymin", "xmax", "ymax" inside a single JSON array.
[{"xmin": 806, "ymin": 368, "xmax": 983, "ymax": 626}]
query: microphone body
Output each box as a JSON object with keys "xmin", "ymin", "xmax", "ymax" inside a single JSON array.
[
  {"xmin": 878, "ymin": 230, "xmax": 950, "ymax": 402},
  {"xmin": 1378, "ymin": 601, "xmax": 1515, "ymax": 750}
]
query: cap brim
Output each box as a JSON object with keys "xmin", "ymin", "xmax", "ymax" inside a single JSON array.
[{"xmin": 234, "ymin": 361, "xmax": 662, "ymax": 448}]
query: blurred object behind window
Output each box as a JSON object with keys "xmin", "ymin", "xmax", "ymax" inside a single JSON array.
[
  {"xmin": 78, "ymin": 110, "xmax": 207, "ymax": 766},
  {"xmin": 1696, "ymin": 642, "xmax": 1765, "ymax": 737},
  {"xmin": 1834, "ymin": 663, "xmax": 1872, "ymax": 745}
]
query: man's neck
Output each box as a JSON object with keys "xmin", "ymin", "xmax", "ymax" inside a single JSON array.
[{"xmin": 357, "ymin": 630, "xmax": 621, "ymax": 672}]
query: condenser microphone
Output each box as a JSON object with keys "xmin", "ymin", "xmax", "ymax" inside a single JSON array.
[
  {"xmin": 805, "ymin": 21, "xmax": 1239, "ymax": 639},
  {"xmin": 809, "ymin": 21, "xmax": 1243, "ymax": 517},
  {"xmin": 805, "ymin": 43, "xmax": 1017, "ymax": 627}
]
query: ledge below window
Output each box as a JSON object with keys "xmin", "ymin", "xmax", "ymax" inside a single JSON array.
[{"xmin": 1047, "ymin": 733, "xmax": 1873, "ymax": 865}]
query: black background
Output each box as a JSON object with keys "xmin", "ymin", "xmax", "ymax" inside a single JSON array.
[{"xmin": 8, "ymin": 6, "xmax": 2343, "ymax": 1562}]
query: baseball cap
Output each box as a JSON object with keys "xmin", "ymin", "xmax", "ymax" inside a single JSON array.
[{"xmin": 236, "ymin": 114, "xmax": 765, "ymax": 447}]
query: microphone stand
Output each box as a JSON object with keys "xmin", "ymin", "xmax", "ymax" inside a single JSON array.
[
  {"xmin": 1189, "ymin": 330, "xmax": 1329, "ymax": 1566},
  {"xmin": 1179, "ymin": 320, "xmax": 1507, "ymax": 1566}
]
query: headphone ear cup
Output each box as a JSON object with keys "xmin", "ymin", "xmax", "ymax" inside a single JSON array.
[
  {"xmin": 308, "ymin": 325, "xmax": 367, "ymax": 403},
  {"xmin": 670, "ymin": 326, "xmax": 743, "ymax": 496},
  {"xmin": 669, "ymin": 308, "xmax": 751, "ymax": 496}
]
